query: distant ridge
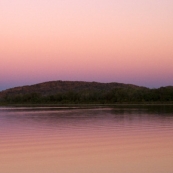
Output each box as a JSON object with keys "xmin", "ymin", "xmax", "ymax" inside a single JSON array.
[
  {"xmin": 0, "ymin": 80, "xmax": 173, "ymax": 103},
  {"xmin": 0, "ymin": 80, "xmax": 146, "ymax": 97}
]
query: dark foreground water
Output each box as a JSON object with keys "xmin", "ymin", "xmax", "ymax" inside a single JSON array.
[{"xmin": 0, "ymin": 105, "xmax": 173, "ymax": 173}]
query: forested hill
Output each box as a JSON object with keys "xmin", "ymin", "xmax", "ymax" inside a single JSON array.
[
  {"xmin": 0, "ymin": 80, "xmax": 173, "ymax": 104},
  {"xmin": 0, "ymin": 81, "xmax": 145, "ymax": 97}
]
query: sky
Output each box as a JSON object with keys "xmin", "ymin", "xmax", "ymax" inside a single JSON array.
[{"xmin": 1, "ymin": 0, "xmax": 173, "ymax": 91}]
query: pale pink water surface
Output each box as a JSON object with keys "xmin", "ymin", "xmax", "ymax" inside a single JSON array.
[{"xmin": 0, "ymin": 106, "xmax": 173, "ymax": 173}]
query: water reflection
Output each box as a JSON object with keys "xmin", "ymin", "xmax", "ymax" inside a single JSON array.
[
  {"xmin": 1, "ymin": 106, "xmax": 173, "ymax": 130},
  {"xmin": 0, "ymin": 106, "xmax": 173, "ymax": 173}
]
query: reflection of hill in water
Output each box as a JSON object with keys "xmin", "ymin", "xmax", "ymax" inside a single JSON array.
[
  {"xmin": 1, "ymin": 105, "xmax": 173, "ymax": 127},
  {"xmin": 111, "ymin": 105, "xmax": 173, "ymax": 115}
]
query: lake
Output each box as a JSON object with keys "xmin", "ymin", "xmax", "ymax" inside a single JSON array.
[{"xmin": 0, "ymin": 105, "xmax": 173, "ymax": 173}]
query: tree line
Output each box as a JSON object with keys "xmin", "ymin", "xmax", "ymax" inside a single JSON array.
[{"xmin": 1, "ymin": 87, "xmax": 173, "ymax": 104}]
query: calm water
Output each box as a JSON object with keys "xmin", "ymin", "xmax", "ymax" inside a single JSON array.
[{"xmin": 0, "ymin": 106, "xmax": 173, "ymax": 173}]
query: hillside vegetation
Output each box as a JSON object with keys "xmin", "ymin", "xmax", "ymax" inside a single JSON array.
[{"xmin": 0, "ymin": 81, "xmax": 173, "ymax": 104}]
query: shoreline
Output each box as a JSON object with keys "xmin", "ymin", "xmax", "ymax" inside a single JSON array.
[{"xmin": 1, "ymin": 102, "xmax": 173, "ymax": 107}]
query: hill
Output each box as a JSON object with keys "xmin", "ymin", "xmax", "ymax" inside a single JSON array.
[{"xmin": 0, "ymin": 81, "xmax": 173, "ymax": 104}]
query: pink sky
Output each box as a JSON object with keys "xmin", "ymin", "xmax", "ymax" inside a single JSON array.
[{"xmin": 1, "ymin": 0, "xmax": 173, "ymax": 90}]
